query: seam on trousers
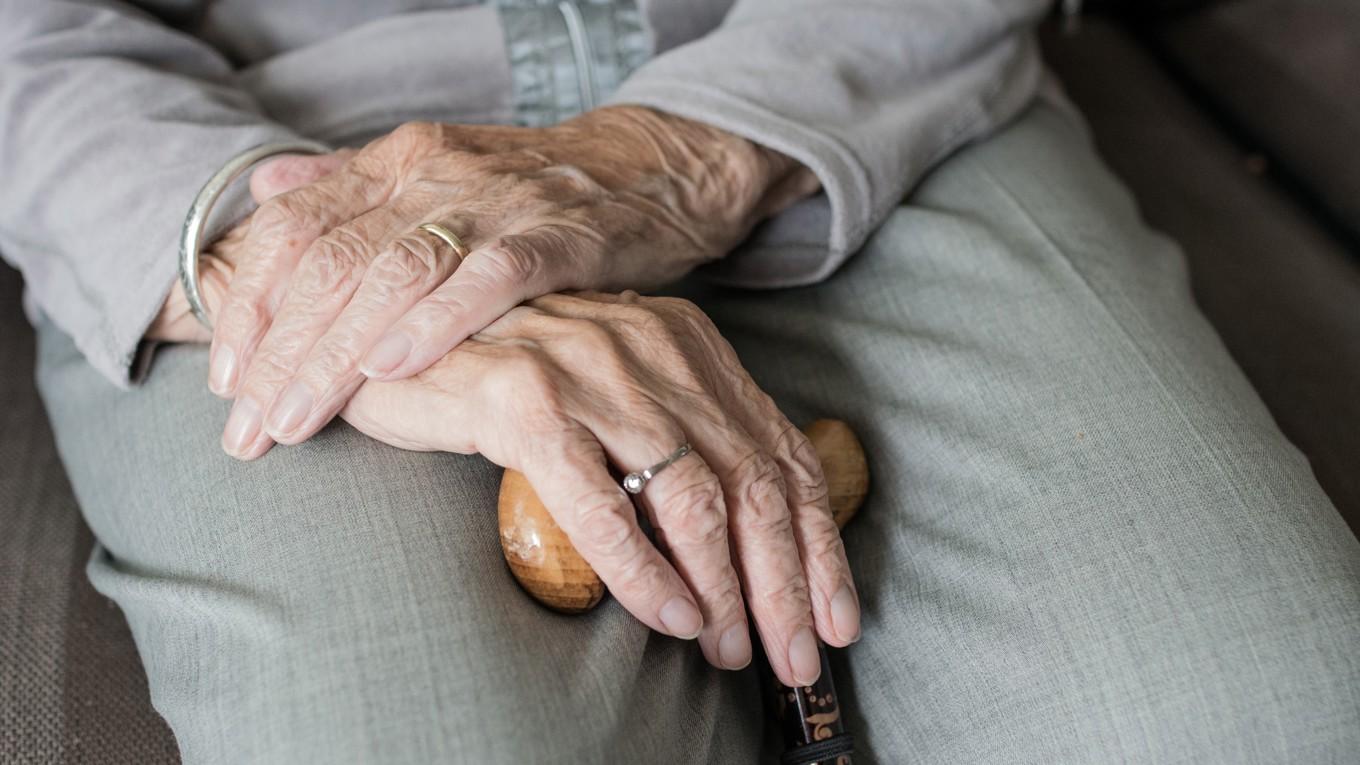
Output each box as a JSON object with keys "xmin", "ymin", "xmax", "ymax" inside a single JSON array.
[
  {"xmin": 974, "ymin": 155, "xmax": 1300, "ymax": 757},
  {"xmin": 971, "ymin": 161, "xmax": 1262, "ymax": 525}
]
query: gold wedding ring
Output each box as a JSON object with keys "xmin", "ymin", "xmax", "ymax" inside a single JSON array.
[{"xmin": 417, "ymin": 222, "xmax": 471, "ymax": 262}]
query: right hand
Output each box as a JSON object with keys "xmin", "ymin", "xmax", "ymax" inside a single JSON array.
[
  {"xmin": 342, "ymin": 291, "xmax": 862, "ymax": 687},
  {"xmin": 204, "ymin": 111, "xmax": 816, "ymax": 459}
]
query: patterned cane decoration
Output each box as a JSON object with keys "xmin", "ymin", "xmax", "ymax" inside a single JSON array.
[{"xmin": 773, "ymin": 643, "xmax": 854, "ymax": 765}]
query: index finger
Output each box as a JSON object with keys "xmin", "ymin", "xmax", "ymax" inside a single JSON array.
[
  {"xmin": 208, "ymin": 152, "xmax": 396, "ymax": 397},
  {"xmin": 358, "ymin": 226, "xmax": 576, "ymax": 381}
]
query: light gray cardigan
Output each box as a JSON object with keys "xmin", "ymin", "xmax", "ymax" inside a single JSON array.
[{"xmin": 0, "ymin": 0, "xmax": 1048, "ymax": 387}]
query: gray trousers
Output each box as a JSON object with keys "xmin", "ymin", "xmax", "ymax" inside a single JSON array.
[{"xmin": 36, "ymin": 103, "xmax": 1360, "ymax": 763}]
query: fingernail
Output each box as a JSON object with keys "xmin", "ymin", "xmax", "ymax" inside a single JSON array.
[
  {"xmin": 267, "ymin": 382, "xmax": 313, "ymax": 436},
  {"xmin": 658, "ymin": 597, "xmax": 703, "ymax": 640},
  {"xmin": 222, "ymin": 397, "xmax": 262, "ymax": 455},
  {"xmin": 718, "ymin": 625, "xmax": 752, "ymax": 670},
  {"xmin": 210, "ymin": 345, "xmax": 236, "ymax": 394},
  {"xmin": 360, "ymin": 332, "xmax": 412, "ymax": 378},
  {"xmin": 788, "ymin": 626, "xmax": 822, "ymax": 686},
  {"xmin": 831, "ymin": 585, "xmax": 861, "ymax": 644}
]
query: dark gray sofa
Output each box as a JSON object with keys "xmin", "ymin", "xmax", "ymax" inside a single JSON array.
[{"xmin": 3, "ymin": 5, "xmax": 1357, "ymax": 761}]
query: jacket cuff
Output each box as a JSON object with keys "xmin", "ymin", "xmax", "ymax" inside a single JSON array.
[{"xmin": 67, "ymin": 124, "xmax": 303, "ymax": 389}]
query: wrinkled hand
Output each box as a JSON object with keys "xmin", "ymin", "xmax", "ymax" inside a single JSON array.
[
  {"xmin": 205, "ymin": 107, "xmax": 817, "ymax": 459},
  {"xmin": 146, "ymin": 150, "xmax": 353, "ymax": 343},
  {"xmin": 343, "ymin": 291, "xmax": 860, "ymax": 687},
  {"xmin": 147, "ymin": 153, "xmax": 855, "ymax": 686}
]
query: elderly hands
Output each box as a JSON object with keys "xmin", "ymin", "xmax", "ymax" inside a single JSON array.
[
  {"xmin": 152, "ymin": 228, "xmax": 861, "ymax": 686},
  {"xmin": 148, "ymin": 111, "xmax": 856, "ymax": 686},
  {"xmin": 203, "ymin": 107, "xmax": 817, "ymax": 458},
  {"xmin": 344, "ymin": 291, "xmax": 861, "ymax": 686}
]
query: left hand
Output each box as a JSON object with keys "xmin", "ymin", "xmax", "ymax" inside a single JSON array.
[
  {"xmin": 340, "ymin": 290, "xmax": 861, "ymax": 687},
  {"xmin": 208, "ymin": 107, "xmax": 817, "ymax": 460}
]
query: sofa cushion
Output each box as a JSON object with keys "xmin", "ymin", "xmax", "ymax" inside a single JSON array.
[
  {"xmin": 1154, "ymin": 0, "xmax": 1360, "ymax": 245},
  {"xmin": 1042, "ymin": 17, "xmax": 1360, "ymax": 535},
  {"xmin": 0, "ymin": 264, "xmax": 179, "ymax": 764}
]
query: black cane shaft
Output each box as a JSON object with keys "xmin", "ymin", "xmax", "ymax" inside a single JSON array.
[{"xmin": 773, "ymin": 642, "xmax": 854, "ymax": 765}]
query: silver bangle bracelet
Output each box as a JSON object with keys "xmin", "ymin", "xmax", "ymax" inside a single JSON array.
[{"xmin": 177, "ymin": 139, "xmax": 331, "ymax": 329}]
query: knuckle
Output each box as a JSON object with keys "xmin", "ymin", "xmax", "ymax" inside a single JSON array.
[
  {"xmin": 554, "ymin": 317, "xmax": 616, "ymax": 359},
  {"xmin": 256, "ymin": 155, "xmax": 319, "ymax": 189},
  {"xmin": 414, "ymin": 288, "xmax": 472, "ymax": 327},
  {"xmin": 778, "ymin": 426, "xmax": 829, "ymax": 504},
  {"xmin": 299, "ymin": 233, "xmax": 367, "ymax": 294},
  {"xmin": 654, "ymin": 297, "xmax": 712, "ymax": 329},
  {"xmin": 387, "ymin": 120, "xmax": 443, "ymax": 154},
  {"xmin": 249, "ymin": 198, "xmax": 297, "ymax": 237},
  {"xmin": 240, "ymin": 350, "xmax": 293, "ymax": 391},
  {"xmin": 631, "ymin": 304, "xmax": 669, "ymax": 337},
  {"xmin": 620, "ymin": 551, "xmax": 672, "ymax": 604},
  {"xmin": 805, "ymin": 524, "xmax": 847, "ymax": 568},
  {"xmin": 491, "ymin": 350, "xmax": 562, "ymax": 411},
  {"xmin": 664, "ymin": 479, "xmax": 727, "ymax": 548},
  {"xmin": 251, "ymin": 195, "xmax": 323, "ymax": 245},
  {"xmin": 573, "ymin": 492, "xmax": 638, "ymax": 559},
  {"xmin": 742, "ymin": 500, "xmax": 793, "ymax": 540},
  {"xmin": 369, "ymin": 237, "xmax": 440, "ymax": 292},
  {"xmin": 731, "ymin": 452, "xmax": 787, "ymax": 519},
  {"xmin": 478, "ymin": 236, "xmax": 543, "ymax": 287},
  {"xmin": 534, "ymin": 164, "xmax": 606, "ymax": 198},
  {"xmin": 760, "ymin": 574, "xmax": 813, "ymax": 615},
  {"xmin": 617, "ymin": 302, "xmax": 668, "ymax": 334},
  {"xmin": 309, "ymin": 336, "xmax": 362, "ymax": 379},
  {"xmin": 606, "ymin": 303, "xmax": 675, "ymax": 349},
  {"xmin": 218, "ymin": 297, "xmax": 270, "ymax": 340},
  {"xmin": 704, "ymin": 577, "xmax": 745, "ymax": 612}
]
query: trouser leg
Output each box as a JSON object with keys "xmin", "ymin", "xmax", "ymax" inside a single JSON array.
[
  {"xmin": 36, "ymin": 325, "xmax": 763, "ymax": 764},
  {"xmin": 683, "ymin": 101, "xmax": 1360, "ymax": 763},
  {"xmin": 38, "ymin": 98, "xmax": 1360, "ymax": 764}
]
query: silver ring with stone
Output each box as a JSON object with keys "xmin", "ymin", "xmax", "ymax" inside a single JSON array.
[{"xmin": 622, "ymin": 444, "xmax": 692, "ymax": 495}]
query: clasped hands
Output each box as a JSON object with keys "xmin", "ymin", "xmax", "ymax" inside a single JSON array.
[{"xmin": 149, "ymin": 106, "xmax": 856, "ymax": 688}]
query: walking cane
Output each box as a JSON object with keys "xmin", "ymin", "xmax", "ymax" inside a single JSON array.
[{"xmin": 498, "ymin": 419, "xmax": 868, "ymax": 764}]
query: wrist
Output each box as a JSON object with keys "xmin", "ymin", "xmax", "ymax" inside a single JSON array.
[
  {"xmin": 641, "ymin": 107, "xmax": 820, "ymax": 250},
  {"xmin": 562, "ymin": 106, "xmax": 819, "ymax": 257}
]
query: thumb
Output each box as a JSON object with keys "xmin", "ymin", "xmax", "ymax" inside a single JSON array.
[{"xmin": 249, "ymin": 149, "xmax": 356, "ymax": 202}]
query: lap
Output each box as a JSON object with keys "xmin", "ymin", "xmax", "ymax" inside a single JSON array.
[
  {"xmin": 36, "ymin": 327, "xmax": 762, "ymax": 764},
  {"xmin": 37, "ymin": 101, "xmax": 1360, "ymax": 764},
  {"xmin": 684, "ymin": 101, "xmax": 1360, "ymax": 761}
]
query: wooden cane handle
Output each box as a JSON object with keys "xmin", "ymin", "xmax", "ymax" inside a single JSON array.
[{"xmin": 497, "ymin": 419, "xmax": 869, "ymax": 613}]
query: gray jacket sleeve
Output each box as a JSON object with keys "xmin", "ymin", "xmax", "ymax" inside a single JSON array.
[
  {"xmin": 0, "ymin": 0, "xmax": 301, "ymax": 387},
  {"xmin": 611, "ymin": 0, "xmax": 1049, "ymax": 288}
]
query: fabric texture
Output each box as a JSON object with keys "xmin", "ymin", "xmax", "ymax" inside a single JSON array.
[
  {"xmin": 32, "ymin": 101, "xmax": 1360, "ymax": 763},
  {"xmin": 0, "ymin": 267, "xmax": 177, "ymax": 764},
  {"xmin": 0, "ymin": 0, "xmax": 1044, "ymax": 387},
  {"xmin": 612, "ymin": 0, "xmax": 1049, "ymax": 290},
  {"xmin": 1040, "ymin": 17, "xmax": 1360, "ymax": 536},
  {"xmin": 1154, "ymin": 0, "xmax": 1360, "ymax": 245},
  {"xmin": 496, "ymin": 0, "xmax": 650, "ymax": 127}
]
